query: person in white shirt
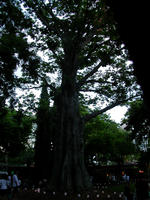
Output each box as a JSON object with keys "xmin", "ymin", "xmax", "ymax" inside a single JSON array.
[
  {"xmin": 12, "ymin": 172, "xmax": 20, "ymax": 188},
  {"xmin": 0, "ymin": 174, "xmax": 9, "ymax": 196},
  {"xmin": 9, "ymin": 171, "xmax": 20, "ymax": 198}
]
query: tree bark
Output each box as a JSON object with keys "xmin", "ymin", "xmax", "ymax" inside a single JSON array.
[{"xmin": 50, "ymin": 65, "xmax": 91, "ymax": 191}]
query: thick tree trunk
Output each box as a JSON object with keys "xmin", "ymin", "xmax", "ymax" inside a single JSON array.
[{"xmin": 50, "ymin": 66, "xmax": 91, "ymax": 191}]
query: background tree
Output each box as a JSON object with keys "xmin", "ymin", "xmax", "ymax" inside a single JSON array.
[
  {"xmin": 34, "ymin": 79, "xmax": 52, "ymax": 180},
  {"xmin": 0, "ymin": 107, "xmax": 33, "ymax": 162},
  {"xmin": 122, "ymin": 100, "xmax": 150, "ymax": 148},
  {"xmin": 1, "ymin": 0, "xmax": 142, "ymax": 191},
  {"xmin": 84, "ymin": 114, "xmax": 135, "ymax": 166},
  {"xmin": 122, "ymin": 100, "xmax": 150, "ymax": 173}
]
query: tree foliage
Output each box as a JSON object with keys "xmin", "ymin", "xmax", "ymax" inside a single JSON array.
[
  {"xmin": 0, "ymin": 0, "xmax": 142, "ymax": 117},
  {"xmin": 85, "ymin": 114, "xmax": 135, "ymax": 165},
  {"xmin": 0, "ymin": 0, "xmax": 41, "ymax": 107},
  {"xmin": 0, "ymin": 107, "xmax": 33, "ymax": 158},
  {"xmin": 0, "ymin": 0, "xmax": 140, "ymax": 112},
  {"xmin": 123, "ymin": 100, "xmax": 150, "ymax": 147}
]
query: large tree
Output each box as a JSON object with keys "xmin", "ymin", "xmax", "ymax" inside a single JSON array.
[{"xmin": 2, "ymin": 0, "xmax": 141, "ymax": 191}]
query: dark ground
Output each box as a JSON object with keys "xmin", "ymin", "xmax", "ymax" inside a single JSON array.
[
  {"xmin": 6, "ymin": 191, "xmax": 125, "ymax": 200},
  {"xmin": 0, "ymin": 184, "xmax": 133, "ymax": 200},
  {"xmin": 1, "ymin": 181, "xmax": 150, "ymax": 200}
]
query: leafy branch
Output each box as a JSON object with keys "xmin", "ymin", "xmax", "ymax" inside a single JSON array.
[
  {"xmin": 76, "ymin": 61, "xmax": 105, "ymax": 90},
  {"xmin": 83, "ymin": 95, "xmax": 141, "ymax": 122}
]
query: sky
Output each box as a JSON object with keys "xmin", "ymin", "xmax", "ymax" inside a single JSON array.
[{"xmin": 107, "ymin": 105, "xmax": 128, "ymax": 124}]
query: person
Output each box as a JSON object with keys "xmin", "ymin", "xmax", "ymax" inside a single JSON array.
[
  {"xmin": 122, "ymin": 173, "xmax": 127, "ymax": 182},
  {"xmin": 123, "ymin": 173, "xmax": 130, "ymax": 182},
  {"xmin": 9, "ymin": 171, "xmax": 20, "ymax": 198},
  {"xmin": 12, "ymin": 171, "xmax": 20, "ymax": 189},
  {"xmin": 0, "ymin": 173, "xmax": 9, "ymax": 197}
]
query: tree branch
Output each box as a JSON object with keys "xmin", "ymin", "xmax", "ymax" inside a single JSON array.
[
  {"xmin": 83, "ymin": 95, "xmax": 141, "ymax": 122},
  {"xmin": 84, "ymin": 79, "xmax": 112, "ymax": 85},
  {"xmin": 76, "ymin": 62, "xmax": 104, "ymax": 90},
  {"xmin": 85, "ymin": 38, "xmax": 111, "ymax": 58},
  {"xmin": 83, "ymin": 101, "xmax": 121, "ymax": 122},
  {"xmin": 38, "ymin": 74, "xmax": 56, "ymax": 92},
  {"xmin": 75, "ymin": 38, "xmax": 111, "ymax": 68},
  {"xmin": 42, "ymin": 1, "xmax": 63, "ymax": 29},
  {"xmin": 80, "ymin": 89, "xmax": 103, "ymax": 94},
  {"xmin": 20, "ymin": 85, "xmax": 41, "ymax": 90},
  {"xmin": 18, "ymin": 83, "xmax": 56, "ymax": 94}
]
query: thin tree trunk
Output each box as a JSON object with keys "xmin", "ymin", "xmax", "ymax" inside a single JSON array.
[{"xmin": 34, "ymin": 81, "xmax": 52, "ymax": 181}]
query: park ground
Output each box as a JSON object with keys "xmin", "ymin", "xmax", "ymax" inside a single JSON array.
[{"xmin": 0, "ymin": 183, "xmax": 139, "ymax": 200}]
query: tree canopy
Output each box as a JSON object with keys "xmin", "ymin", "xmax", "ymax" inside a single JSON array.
[{"xmin": 0, "ymin": 0, "xmax": 141, "ymax": 112}]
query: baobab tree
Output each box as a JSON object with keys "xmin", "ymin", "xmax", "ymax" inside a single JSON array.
[{"xmin": 1, "ymin": 0, "xmax": 141, "ymax": 191}]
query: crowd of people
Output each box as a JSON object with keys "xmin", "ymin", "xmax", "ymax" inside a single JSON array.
[{"xmin": 0, "ymin": 171, "xmax": 21, "ymax": 199}]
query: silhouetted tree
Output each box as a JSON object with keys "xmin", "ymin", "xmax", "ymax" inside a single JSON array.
[
  {"xmin": 1, "ymin": 0, "xmax": 141, "ymax": 191},
  {"xmin": 34, "ymin": 79, "xmax": 52, "ymax": 180}
]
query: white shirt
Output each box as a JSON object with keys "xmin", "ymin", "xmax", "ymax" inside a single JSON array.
[
  {"xmin": 8, "ymin": 176, "xmax": 11, "ymax": 187},
  {"xmin": 0, "ymin": 179, "xmax": 9, "ymax": 190},
  {"xmin": 12, "ymin": 174, "xmax": 20, "ymax": 187}
]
